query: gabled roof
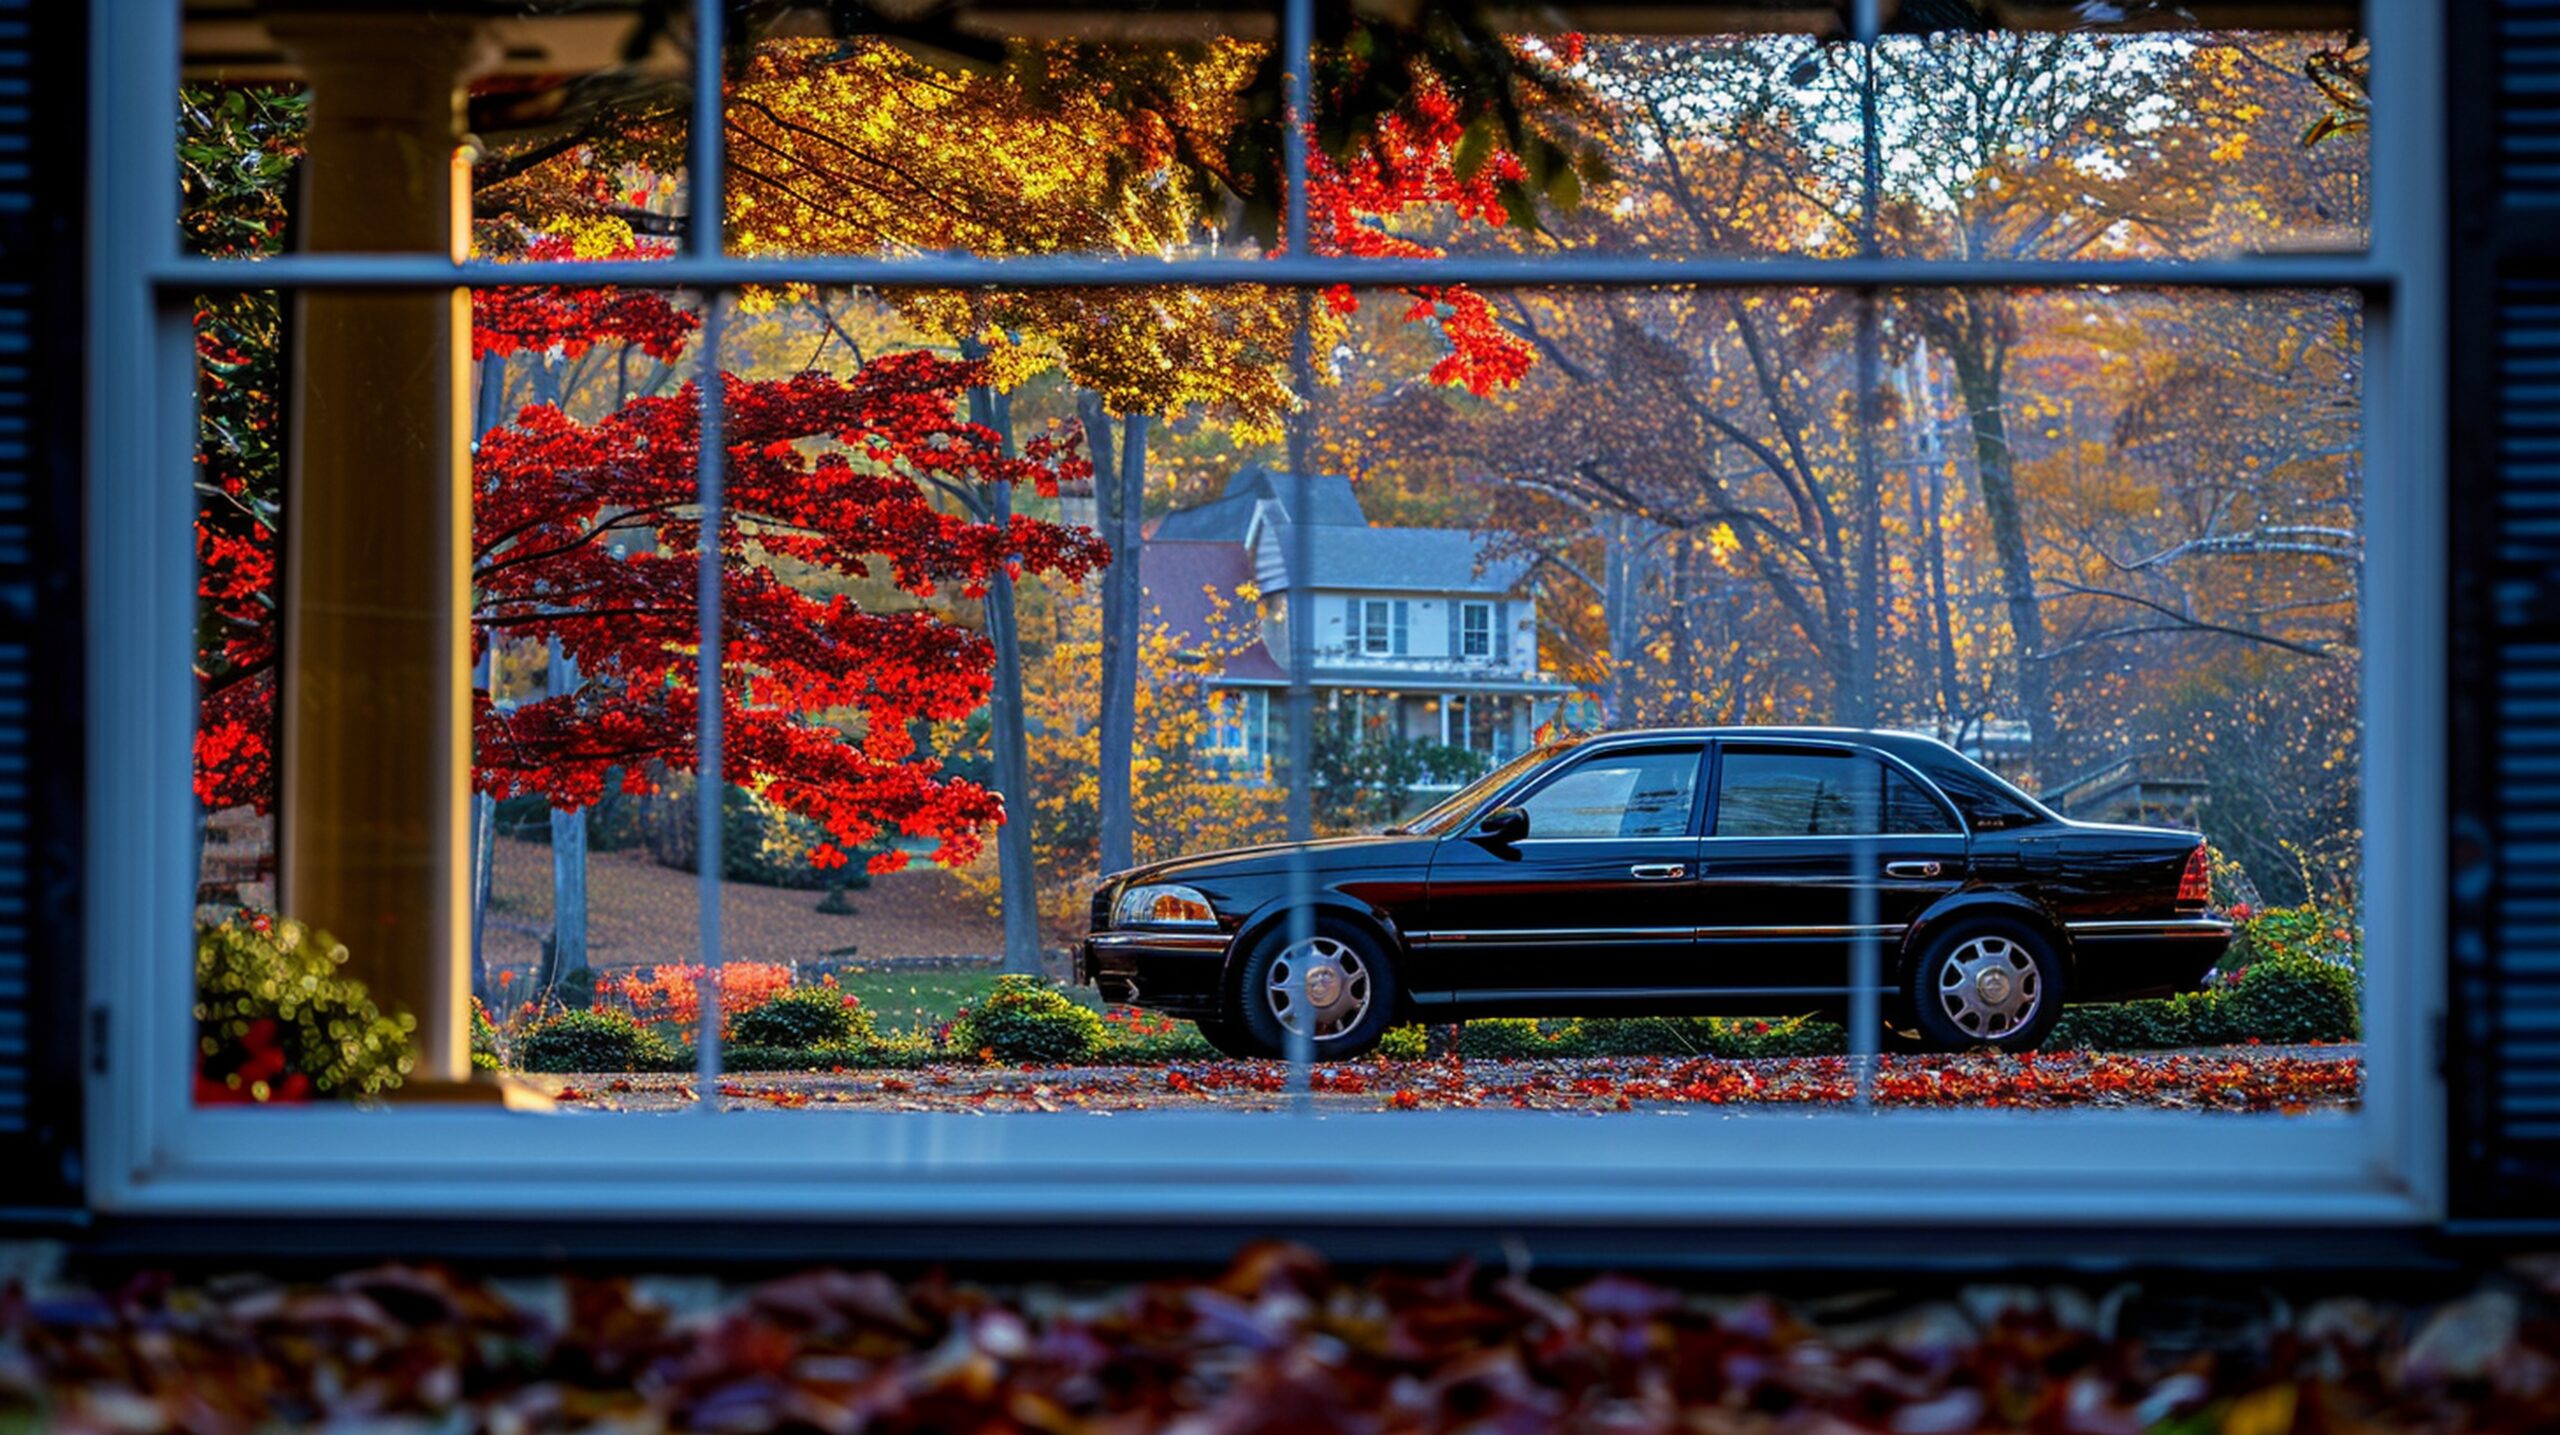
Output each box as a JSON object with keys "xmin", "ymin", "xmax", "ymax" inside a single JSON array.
[
  {"xmin": 1255, "ymin": 522, "xmax": 1532, "ymax": 595},
  {"xmin": 1151, "ymin": 463, "xmax": 1366, "ymax": 542},
  {"xmin": 1152, "ymin": 464, "xmax": 1529, "ymax": 596},
  {"xmin": 1138, "ymin": 540, "xmax": 1287, "ymax": 683}
]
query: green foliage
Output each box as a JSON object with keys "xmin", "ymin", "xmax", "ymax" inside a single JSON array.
[
  {"xmin": 1376, "ymin": 1015, "xmax": 1847, "ymax": 1061},
  {"xmin": 952, "ymin": 975, "xmax": 1105, "ymax": 1064},
  {"xmin": 1311, "ymin": 711, "xmax": 1491, "ymax": 830},
  {"xmin": 636, "ymin": 779, "xmax": 881, "ymax": 890},
  {"xmin": 731, "ymin": 984, "xmax": 876, "ymax": 1050},
  {"xmin": 2049, "ymin": 954, "xmax": 2360, "ymax": 1051},
  {"xmin": 518, "ymin": 1008, "xmax": 680, "ymax": 1074},
  {"xmin": 194, "ymin": 916, "xmax": 416, "ymax": 1100},
  {"xmin": 721, "ymin": 1042, "xmax": 857, "ymax": 1072},
  {"xmin": 2211, "ymin": 955, "xmax": 2361, "ymax": 1045},
  {"xmin": 470, "ymin": 999, "xmax": 502, "ymax": 1073}
]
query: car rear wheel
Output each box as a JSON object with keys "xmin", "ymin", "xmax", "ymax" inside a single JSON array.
[
  {"xmin": 1229, "ymin": 918, "xmax": 1399, "ymax": 1061},
  {"xmin": 1908, "ymin": 920, "xmax": 2064, "ymax": 1053}
]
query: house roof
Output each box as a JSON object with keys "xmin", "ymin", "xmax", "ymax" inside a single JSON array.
[
  {"xmin": 1138, "ymin": 540, "xmax": 1287, "ymax": 683},
  {"xmin": 1258, "ymin": 522, "xmax": 1533, "ymax": 595},
  {"xmin": 1151, "ymin": 464, "xmax": 1367, "ymax": 542}
]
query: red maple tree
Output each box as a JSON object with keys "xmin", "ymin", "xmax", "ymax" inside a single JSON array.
[{"xmin": 198, "ymin": 263, "xmax": 1102, "ymax": 874}]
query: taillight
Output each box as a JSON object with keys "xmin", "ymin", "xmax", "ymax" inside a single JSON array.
[{"xmin": 2176, "ymin": 844, "xmax": 2211, "ymax": 910}]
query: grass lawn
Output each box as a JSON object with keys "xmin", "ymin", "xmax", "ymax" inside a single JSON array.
[{"xmin": 833, "ymin": 967, "xmax": 1007, "ymax": 1035}]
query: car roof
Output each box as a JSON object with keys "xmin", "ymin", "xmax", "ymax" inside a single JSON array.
[{"xmin": 1562, "ymin": 725, "xmax": 1966, "ymax": 762}]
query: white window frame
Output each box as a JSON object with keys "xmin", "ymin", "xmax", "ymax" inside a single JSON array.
[
  {"xmin": 84, "ymin": 1, "xmax": 2445, "ymax": 1229},
  {"xmin": 1359, "ymin": 598, "xmax": 1396, "ymax": 655},
  {"xmin": 1459, "ymin": 601, "xmax": 1494, "ymax": 659}
]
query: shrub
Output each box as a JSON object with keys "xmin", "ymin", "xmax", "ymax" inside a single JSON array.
[
  {"xmin": 1698, "ymin": 1016, "xmax": 1845, "ymax": 1059},
  {"xmin": 1458, "ymin": 1018, "xmax": 1569, "ymax": 1060},
  {"xmin": 518, "ymin": 1008, "xmax": 679, "ymax": 1073},
  {"xmin": 723, "ymin": 1041, "xmax": 864, "ymax": 1072},
  {"xmin": 952, "ymin": 976, "xmax": 1105, "ymax": 1064},
  {"xmin": 195, "ymin": 915, "xmax": 415, "ymax": 1102},
  {"xmin": 614, "ymin": 961, "xmax": 792, "ymax": 1037},
  {"xmin": 731, "ymin": 984, "xmax": 876, "ymax": 1050},
  {"xmin": 469, "ymin": 998, "xmax": 502, "ymax": 1073},
  {"xmin": 2211, "ymin": 955, "xmax": 2361, "ymax": 1044},
  {"xmin": 1099, "ymin": 1007, "xmax": 1217, "ymax": 1061},
  {"xmin": 2049, "ymin": 955, "xmax": 2360, "ymax": 1051}
]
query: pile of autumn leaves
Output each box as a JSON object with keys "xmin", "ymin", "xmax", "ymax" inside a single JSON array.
[{"xmin": 8, "ymin": 1246, "xmax": 2560, "ymax": 1432}]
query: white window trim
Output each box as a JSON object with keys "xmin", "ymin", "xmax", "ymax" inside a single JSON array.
[
  {"xmin": 84, "ymin": 1, "xmax": 2444, "ymax": 1227},
  {"xmin": 1460, "ymin": 601, "xmax": 1494, "ymax": 659}
]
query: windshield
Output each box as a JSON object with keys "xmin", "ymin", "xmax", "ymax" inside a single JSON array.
[{"xmin": 1396, "ymin": 741, "xmax": 1580, "ymax": 837}]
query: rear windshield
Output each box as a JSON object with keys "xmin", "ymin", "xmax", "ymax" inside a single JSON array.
[{"xmin": 1910, "ymin": 753, "xmax": 2054, "ymax": 832}]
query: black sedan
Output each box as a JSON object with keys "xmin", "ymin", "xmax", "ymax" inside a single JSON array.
[{"xmin": 1080, "ymin": 728, "xmax": 2232, "ymax": 1059}]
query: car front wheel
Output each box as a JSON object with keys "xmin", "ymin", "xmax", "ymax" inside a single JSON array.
[
  {"xmin": 1229, "ymin": 918, "xmax": 1399, "ymax": 1061},
  {"xmin": 1908, "ymin": 920, "xmax": 2064, "ymax": 1053}
]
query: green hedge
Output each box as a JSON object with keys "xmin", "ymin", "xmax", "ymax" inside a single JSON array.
[
  {"xmin": 2049, "ymin": 955, "xmax": 2359, "ymax": 1051},
  {"xmin": 952, "ymin": 976, "xmax": 1105, "ymax": 1064},
  {"xmin": 518, "ymin": 1008, "xmax": 681, "ymax": 1074},
  {"xmin": 730, "ymin": 985, "xmax": 876, "ymax": 1049},
  {"xmin": 1379, "ymin": 1015, "xmax": 1847, "ymax": 1061}
]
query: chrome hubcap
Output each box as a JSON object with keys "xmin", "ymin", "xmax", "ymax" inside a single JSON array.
[
  {"xmin": 1267, "ymin": 936, "xmax": 1372, "ymax": 1039},
  {"xmin": 1936, "ymin": 935, "xmax": 2042, "ymax": 1040}
]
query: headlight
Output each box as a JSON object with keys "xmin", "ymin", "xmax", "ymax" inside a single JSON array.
[{"xmin": 1115, "ymin": 883, "xmax": 1218, "ymax": 928}]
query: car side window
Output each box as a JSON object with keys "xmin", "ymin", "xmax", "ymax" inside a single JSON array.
[
  {"xmin": 1883, "ymin": 764, "xmax": 1962, "ymax": 834},
  {"xmin": 1714, "ymin": 749, "xmax": 1959, "ymax": 837},
  {"xmin": 1519, "ymin": 748, "xmax": 1700, "ymax": 839}
]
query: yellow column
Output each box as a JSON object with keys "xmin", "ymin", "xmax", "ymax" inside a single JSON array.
[{"xmin": 270, "ymin": 13, "xmax": 493, "ymax": 1084}]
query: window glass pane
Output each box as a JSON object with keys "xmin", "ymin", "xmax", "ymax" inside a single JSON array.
[
  {"xmin": 1716, "ymin": 749, "xmax": 1864, "ymax": 836},
  {"xmin": 1523, "ymin": 748, "xmax": 1698, "ymax": 837},
  {"xmin": 1324, "ymin": 22, "xmax": 2365, "ymax": 262},
  {"xmin": 179, "ymin": 265, "xmax": 2363, "ymax": 1116},
  {"xmin": 725, "ymin": 20, "xmax": 1275, "ymax": 260},
  {"xmin": 181, "ymin": 3, "xmax": 693, "ymax": 263},
  {"xmin": 1884, "ymin": 765, "xmax": 1960, "ymax": 835}
]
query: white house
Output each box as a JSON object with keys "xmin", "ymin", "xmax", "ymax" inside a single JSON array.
[{"xmin": 1141, "ymin": 465, "xmax": 1576, "ymax": 784}]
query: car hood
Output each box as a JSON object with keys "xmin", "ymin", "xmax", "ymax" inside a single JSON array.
[{"xmin": 1110, "ymin": 833, "xmax": 1437, "ymax": 886}]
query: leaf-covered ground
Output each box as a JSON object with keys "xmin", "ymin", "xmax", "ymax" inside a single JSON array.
[
  {"xmin": 529, "ymin": 1046, "xmax": 2362, "ymax": 1115},
  {"xmin": 7, "ymin": 1243, "xmax": 2554, "ymax": 1433}
]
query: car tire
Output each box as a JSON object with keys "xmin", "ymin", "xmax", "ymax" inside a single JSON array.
[
  {"xmin": 1229, "ymin": 916, "xmax": 1400, "ymax": 1061},
  {"xmin": 1907, "ymin": 918, "xmax": 2065, "ymax": 1053},
  {"xmin": 1191, "ymin": 1016, "xmax": 1267, "ymax": 1061}
]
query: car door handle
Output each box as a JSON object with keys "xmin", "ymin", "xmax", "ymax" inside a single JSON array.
[
  {"xmin": 1630, "ymin": 863, "xmax": 1687, "ymax": 880},
  {"xmin": 1884, "ymin": 860, "xmax": 1945, "ymax": 879}
]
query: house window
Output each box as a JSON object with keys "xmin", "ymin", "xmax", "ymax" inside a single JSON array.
[
  {"xmin": 1358, "ymin": 599, "xmax": 1407, "ymax": 656},
  {"xmin": 1459, "ymin": 602, "xmax": 1494, "ymax": 659},
  {"xmin": 89, "ymin": 1, "xmax": 2439, "ymax": 1234},
  {"xmin": 1206, "ymin": 689, "xmax": 1266, "ymax": 765}
]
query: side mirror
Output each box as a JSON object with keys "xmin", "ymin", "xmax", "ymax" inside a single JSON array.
[{"xmin": 1474, "ymin": 805, "xmax": 1530, "ymax": 846}]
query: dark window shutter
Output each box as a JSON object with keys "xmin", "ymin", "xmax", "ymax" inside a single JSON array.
[
  {"xmin": 1391, "ymin": 600, "xmax": 1409, "ymax": 655},
  {"xmin": 1446, "ymin": 600, "xmax": 1460, "ymax": 658},
  {"xmin": 0, "ymin": 0, "xmax": 83, "ymax": 1216},
  {"xmin": 1494, "ymin": 601, "xmax": 1510, "ymax": 664},
  {"xmin": 2451, "ymin": 0, "xmax": 2560, "ymax": 1227}
]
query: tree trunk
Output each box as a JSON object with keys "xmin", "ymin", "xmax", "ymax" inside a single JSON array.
[
  {"xmin": 1945, "ymin": 323, "xmax": 2054, "ymax": 777},
  {"xmin": 1849, "ymin": 292, "xmax": 1885, "ymax": 729},
  {"xmin": 1086, "ymin": 395, "xmax": 1148, "ymax": 878},
  {"xmin": 545, "ymin": 634, "xmax": 589, "ymax": 980},
  {"xmin": 970, "ymin": 378, "xmax": 1044, "ymax": 976}
]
